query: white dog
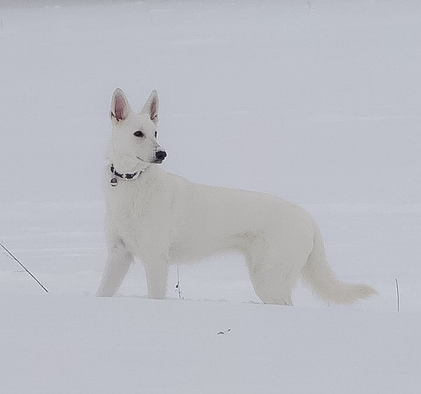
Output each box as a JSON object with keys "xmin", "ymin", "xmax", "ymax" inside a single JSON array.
[{"xmin": 97, "ymin": 89, "xmax": 376, "ymax": 305}]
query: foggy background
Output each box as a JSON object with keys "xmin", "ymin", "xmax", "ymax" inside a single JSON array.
[{"xmin": 1, "ymin": 0, "xmax": 420, "ymax": 205}]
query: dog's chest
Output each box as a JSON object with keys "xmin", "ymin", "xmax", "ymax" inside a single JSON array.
[
  {"xmin": 107, "ymin": 178, "xmax": 150, "ymax": 225},
  {"xmin": 105, "ymin": 173, "xmax": 172, "ymax": 257}
]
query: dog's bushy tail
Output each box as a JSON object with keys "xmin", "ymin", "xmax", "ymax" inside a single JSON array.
[{"xmin": 302, "ymin": 224, "xmax": 377, "ymax": 304}]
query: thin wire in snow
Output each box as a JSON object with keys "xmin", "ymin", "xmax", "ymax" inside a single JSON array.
[
  {"xmin": 395, "ymin": 278, "xmax": 400, "ymax": 312},
  {"xmin": 175, "ymin": 265, "xmax": 183, "ymax": 299},
  {"xmin": 0, "ymin": 241, "xmax": 48, "ymax": 293}
]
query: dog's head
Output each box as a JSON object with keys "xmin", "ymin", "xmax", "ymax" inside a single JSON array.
[{"xmin": 107, "ymin": 88, "xmax": 166, "ymax": 173}]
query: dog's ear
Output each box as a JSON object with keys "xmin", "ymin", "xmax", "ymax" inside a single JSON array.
[
  {"xmin": 141, "ymin": 90, "xmax": 159, "ymax": 125},
  {"xmin": 110, "ymin": 88, "xmax": 131, "ymax": 122}
]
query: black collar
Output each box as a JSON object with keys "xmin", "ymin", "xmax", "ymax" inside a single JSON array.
[{"xmin": 110, "ymin": 164, "xmax": 141, "ymax": 182}]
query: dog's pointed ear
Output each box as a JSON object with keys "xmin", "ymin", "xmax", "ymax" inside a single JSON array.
[
  {"xmin": 110, "ymin": 88, "xmax": 131, "ymax": 122},
  {"xmin": 141, "ymin": 90, "xmax": 159, "ymax": 125}
]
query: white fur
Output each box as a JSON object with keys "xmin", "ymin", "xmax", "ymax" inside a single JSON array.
[{"xmin": 97, "ymin": 89, "xmax": 376, "ymax": 305}]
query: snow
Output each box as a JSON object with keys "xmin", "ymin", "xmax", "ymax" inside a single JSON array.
[
  {"xmin": 2, "ymin": 296, "xmax": 420, "ymax": 394},
  {"xmin": 0, "ymin": 1, "xmax": 420, "ymax": 393}
]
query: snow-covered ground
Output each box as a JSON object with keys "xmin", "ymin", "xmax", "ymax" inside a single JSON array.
[{"xmin": 0, "ymin": 1, "xmax": 420, "ymax": 393}]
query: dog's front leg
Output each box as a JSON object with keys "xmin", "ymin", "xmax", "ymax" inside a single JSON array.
[
  {"xmin": 96, "ymin": 241, "xmax": 133, "ymax": 297},
  {"xmin": 143, "ymin": 262, "xmax": 169, "ymax": 299}
]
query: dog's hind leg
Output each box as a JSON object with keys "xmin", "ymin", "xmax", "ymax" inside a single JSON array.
[
  {"xmin": 245, "ymin": 234, "xmax": 309, "ymax": 306},
  {"xmin": 249, "ymin": 263, "xmax": 295, "ymax": 306},
  {"xmin": 96, "ymin": 241, "xmax": 133, "ymax": 297},
  {"xmin": 143, "ymin": 262, "xmax": 169, "ymax": 299}
]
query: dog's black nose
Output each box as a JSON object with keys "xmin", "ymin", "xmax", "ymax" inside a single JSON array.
[{"xmin": 155, "ymin": 150, "xmax": 167, "ymax": 161}]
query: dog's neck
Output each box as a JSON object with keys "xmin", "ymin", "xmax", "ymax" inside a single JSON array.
[
  {"xmin": 110, "ymin": 163, "xmax": 142, "ymax": 180},
  {"xmin": 108, "ymin": 160, "xmax": 161, "ymax": 188}
]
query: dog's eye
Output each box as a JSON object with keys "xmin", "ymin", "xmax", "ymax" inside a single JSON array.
[
  {"xmin": 154, "ymin": 131, "xmax": 158, "ymax": 138},
  {"xmin": 133, "ymin": 131, "xmax": 144, "ymax": 138}
]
